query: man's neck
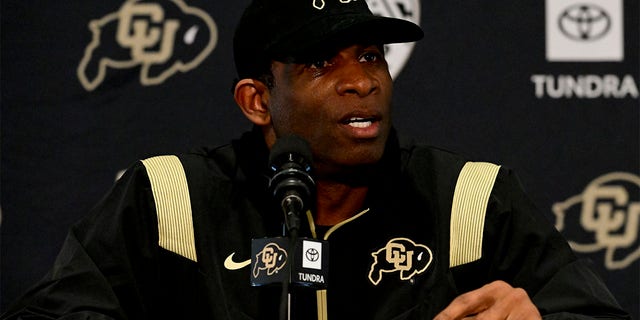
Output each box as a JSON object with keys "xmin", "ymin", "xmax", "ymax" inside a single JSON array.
[{"xmin": 314, "ymin": 180, "xmax": 369, "ymax": 226}]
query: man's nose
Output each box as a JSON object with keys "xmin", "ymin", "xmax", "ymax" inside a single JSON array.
[{"xmin": 335, "ymin": 61, "xmax": 379, "ymax": 97}]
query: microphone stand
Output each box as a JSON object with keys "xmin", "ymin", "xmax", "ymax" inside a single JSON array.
[
  {"xmin": 280, "ymin": 194, "xmax": 303, "ymax": 320},
  {"xmin": 268, "ymin": 135, "xmax": 315, "ymax": 320}
]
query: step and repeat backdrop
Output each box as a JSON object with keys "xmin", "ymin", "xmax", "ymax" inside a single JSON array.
[{"xmin": 2, "ymin": 0, "xmax": 638, "ymax": 317}]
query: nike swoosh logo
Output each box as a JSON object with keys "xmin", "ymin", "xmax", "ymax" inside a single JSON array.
[{"xmin": 224, "ymin": 252, "xmax": 251, "ymax": 270}]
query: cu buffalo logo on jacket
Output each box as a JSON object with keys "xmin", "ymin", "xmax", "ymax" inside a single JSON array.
[{"xmin": 368, "ymin": 238, "xmax": 433, "ymax": 285}]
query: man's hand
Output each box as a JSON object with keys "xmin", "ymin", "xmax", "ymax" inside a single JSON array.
[{"xmin": 433, "ymin": 280, "xmax": 542, "ymax": 320}]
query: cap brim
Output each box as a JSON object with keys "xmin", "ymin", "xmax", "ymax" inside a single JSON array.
[{"xmin": 267, "ymin": 14, "xmax": 423, "ymax": 58}]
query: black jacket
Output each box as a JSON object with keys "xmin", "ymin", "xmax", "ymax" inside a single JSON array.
[{"xmin": 2, "ymin": 129, "xmax": 629, "ymax": 319}]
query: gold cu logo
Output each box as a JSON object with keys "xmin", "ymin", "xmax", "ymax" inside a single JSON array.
[
  {"xmin": 387, "ymin": 242, "xmax": 414, "ymax": 271},
  {"xmin": 253, "ymin": 243, "xmax": 288, "ymax": 278},
  {"xmin": 262, "ymin": 246, "xmax": 279, "ymax": 270},
  {"xmin": 117, "ymin": 2, "xmax": 179, "ymax": 63},
  {"xmin": 553, "ymin": 172, "xmax": 640, "ymax": 270},
  {"xmin": 368, "ymin": 238, "xmax": 432, "ymax": 285},
  {"xmin": 77, "ymin": 0, "xmax": 217, "ymax": 91}
]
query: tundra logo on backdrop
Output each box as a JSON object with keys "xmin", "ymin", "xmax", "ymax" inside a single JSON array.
[
  {"xmin": 366, "ymin": 0, "xmax": 420, "ymax": 80},
  {"xmin": 532, "ymin": 0, "xmax": 638, "ymax": 99},
  {"xmin": 77, "ymin": 0, "xmax": 217, "ymax": 91},
  {"xmin": 553, "ymin": 172, "xmax": 640, "ymax": 270}
]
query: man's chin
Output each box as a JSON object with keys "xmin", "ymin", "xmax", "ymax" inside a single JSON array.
[{"xmin": 314, "ymin": 150, "xmax": 384, "ymax": 180}]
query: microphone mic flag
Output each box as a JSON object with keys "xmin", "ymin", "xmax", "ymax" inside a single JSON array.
[{"xmin": 268, "ymin": 135, "xmax": 316, "ymax": 234}]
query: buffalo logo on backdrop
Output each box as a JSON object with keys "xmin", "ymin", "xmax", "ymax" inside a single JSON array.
[
  {"xmin": 553, "ymin": 172, "xmax": 640, "ymax": 270},
  {"xmin": 365, "ymin": 0, "xmax": 421, "ymax": 79},
  {"xmin": 253, "ymin": 243, "xmax": 288, "ymax": 278},
  {"xmin": 368, "ymin": 237, "xmax": 433, "ymax": 285},
  {"xmin": 77, "ymin": 0, "xmax": 217, "ymax": 91},
  {"xmin": 531, "ymin": 0, "xmax": 638, "ymax": 99}
]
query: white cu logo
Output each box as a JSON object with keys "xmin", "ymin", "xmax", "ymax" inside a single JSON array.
[
  {"xmin": 313, "ymin": 0, "xmax": 357, "ymax": 10},
  {"xmin": 553, "ymin": 172, "xmax": 640, "ymax": 270}
]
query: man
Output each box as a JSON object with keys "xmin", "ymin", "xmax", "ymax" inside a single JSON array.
[{"xmin": 1, "ymin": 0, "xmax": 630, "ymax": 319}]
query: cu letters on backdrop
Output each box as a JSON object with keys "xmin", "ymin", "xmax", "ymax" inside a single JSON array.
[
  {"xmin": 77, "ymin": 0, "xmax": 217, "ymax": 91},
  {"xmin": 553, "ymin": 172, "xmax": 640, "ymax": 270}
]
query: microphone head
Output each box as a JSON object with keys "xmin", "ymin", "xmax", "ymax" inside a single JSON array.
[
  {"xmin": 268, "ymin": 135, "xmax": 313, "ymax": 171},
  {"xmin": 268, "ymin": 135, "xmax": 316, "ymax": 219}
]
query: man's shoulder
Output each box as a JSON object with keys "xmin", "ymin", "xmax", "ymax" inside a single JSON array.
[
  {"xmin": 151, "ymin": 130, "xmax": 268, "ymax": 187},
  {"xmin": 183, "ymin": 143, "xmax": 237, "ymax": 175},
  {"xmin": 128, "ymin": 145, "xmax": 248, "ymax": 209},
  {"xmin": 399, "ymin": 140, "xmax": 470, "ymax": 178},
  {"xmin": 138, "ymin": 143, "xmax": 235, "ymax": 178}
]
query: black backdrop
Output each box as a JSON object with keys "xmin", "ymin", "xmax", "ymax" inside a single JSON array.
[{"xmin": 2, "ymin": 0, "xmax": 639, "ymax": 317}]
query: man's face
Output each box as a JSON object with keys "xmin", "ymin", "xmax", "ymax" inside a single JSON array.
[{"xmin": 266, "ymin": 44, "xmax": 393, "ymax": 177}]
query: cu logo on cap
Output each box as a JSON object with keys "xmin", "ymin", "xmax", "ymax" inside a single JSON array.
[
  {"xmin": 313, "ymin": 0, "xmax": 357, "ymax": 10},
  {"xmin": 558, "ymin": 3, "xmax": 611, "ymax": 41}
]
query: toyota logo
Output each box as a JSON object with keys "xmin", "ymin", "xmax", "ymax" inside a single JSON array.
[
  {"xmin": 558, "ymin": 3, "xmax": 611, "ymax": 41},
  {"xmin": 305, "ymin": 248, "xmax": 320, "ymax": 262}
]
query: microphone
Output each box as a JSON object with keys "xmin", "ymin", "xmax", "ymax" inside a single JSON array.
[
  {"xmin": 268, "ymin": 135, "xmax": 316, "ymax": 235},
  {"xmin": 266, "ymin": 136, "xmax": 322, "ymax": 320}
]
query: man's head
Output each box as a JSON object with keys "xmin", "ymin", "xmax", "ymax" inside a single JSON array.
[{"xmin": 232, "ymin": 0, "xmax": 423, "ymax": 177}]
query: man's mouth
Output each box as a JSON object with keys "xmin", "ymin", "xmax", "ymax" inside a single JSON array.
[{"xmin": 344, "ymin": 117, "xmax": 375, "ymax": 128}]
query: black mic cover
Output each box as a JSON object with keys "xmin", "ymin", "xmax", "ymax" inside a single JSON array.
[
  {"xmin": 268, "ymin": 135, "xmax": 313, "ymax": 170},
  {"xmin": 268, "ymin": 135, "xmax": 316, "ymax": 232}
]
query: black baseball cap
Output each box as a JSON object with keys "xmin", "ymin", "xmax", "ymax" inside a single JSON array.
[{"xmin": 233, "ymin": 0, "xmax": 424, "ymax": 79}]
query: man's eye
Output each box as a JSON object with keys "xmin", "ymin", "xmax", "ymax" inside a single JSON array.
[
  {"xmin": 308, "ymin": 60, "xmax": 330, "ymax": 69},
  {"xmin": 360, "ymin": 52, "xmax": 381, "ymax": 63}
]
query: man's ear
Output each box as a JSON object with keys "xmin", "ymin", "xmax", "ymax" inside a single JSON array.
[{"xmin": 234, "ymin": 79, "xmax": 271, "ymax": 126}]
